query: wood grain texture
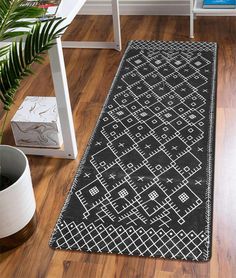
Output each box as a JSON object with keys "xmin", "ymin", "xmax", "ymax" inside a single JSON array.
[{"xmin": 0, "ymin": 15, "xmax": 236, "ymax": 278}]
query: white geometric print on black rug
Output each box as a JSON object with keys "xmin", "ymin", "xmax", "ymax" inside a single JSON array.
[{"xmin": 49, "ymin": 40, "xmax": 217, "ymax": 261}]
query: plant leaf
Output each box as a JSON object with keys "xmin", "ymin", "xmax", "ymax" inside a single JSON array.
[
  {"xmin": 0, "ymin": 0, "xmax": 45, "ymax": 41},
  {"xmin": 0, "ymin": 18, "xmax": 66, "ymax": 110}
]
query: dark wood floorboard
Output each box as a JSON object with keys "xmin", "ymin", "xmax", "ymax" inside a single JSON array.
[{"xmin": 0, "ymin": 15, "xmax": 236, "ymax": 278}]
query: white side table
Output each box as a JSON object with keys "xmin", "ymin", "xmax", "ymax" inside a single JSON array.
[
  {"xmin": 13, "ymin": 0, "xmax": 122, "ymax": 159},
  {"xmin": 190, "ymin": 0, "xmax": 236, "ymax": 38}
]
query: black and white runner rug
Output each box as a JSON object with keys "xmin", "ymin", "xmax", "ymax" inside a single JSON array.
[{"xmin": 50, "ymin": 40, "xmax": 217, "ymax": 261}]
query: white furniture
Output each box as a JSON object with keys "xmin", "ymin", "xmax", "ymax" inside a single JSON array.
[
  {"xmin": 0, "ymin": 145, "xmax": 36, "ymax": 239},
  {"xmin": 5, "ymin": 0, "xmax": 121, "ymax": 159},
  {"xmin": 190, "ymin": 0, "xmax": 236, "ymax": 38}
]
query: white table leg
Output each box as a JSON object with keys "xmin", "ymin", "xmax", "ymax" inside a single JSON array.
[
  {"xmin": 48, "ymin": 38, "xmax": 78, "ymax": 159},
  {"xmin": 62, "ymin": 0, "xmax": 122, "ymax": 51},
  {"xmin": 112, "ymin": 0, "xmax": 122, "ymax": 51},
  {"xmin": 17, "ymin": 38, "xmax": 78, "ymax": 159},
  {"xmin": 190, "ymin": 0, "xmax": 194, "ymax": 38}
]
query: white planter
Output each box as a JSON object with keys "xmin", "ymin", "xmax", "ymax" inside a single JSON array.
[{"xmin": 0, "ymin": 145, "xmax": 36, "ymax": 239}]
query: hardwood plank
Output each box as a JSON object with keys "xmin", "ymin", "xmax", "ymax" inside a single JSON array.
[{"xmin": 0, "ymin": 15, "xmax": 236, "ymax": 278}]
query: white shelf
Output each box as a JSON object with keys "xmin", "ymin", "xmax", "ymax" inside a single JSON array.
[
  {"xmin": 193, "ymin": 0, "xmax": 236, "ymax": 14},
  {"xmin": 190, "ymin": 0, "xmax": 236, "ymax": 38}
]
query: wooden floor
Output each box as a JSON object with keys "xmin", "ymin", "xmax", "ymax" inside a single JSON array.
[{"xmin": 0, "ymin": 15, "xmax": 236, "ymax": 278}]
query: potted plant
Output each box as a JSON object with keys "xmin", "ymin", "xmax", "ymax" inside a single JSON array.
[{"xmin": 0, "ymin": 0, "xmax": 64, "ymax": 252}]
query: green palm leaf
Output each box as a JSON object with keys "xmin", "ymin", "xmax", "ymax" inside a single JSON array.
[
  {"xmin": 0, "ymin": 18, "xmax": 65, "ymax": 111},
  {"xmin": 0, "ymin": 0, "xmax": 45, "ymax": 40},
  {"xmin": 0, "ymin": 44, "xmax": 10, "ymax": 64}
]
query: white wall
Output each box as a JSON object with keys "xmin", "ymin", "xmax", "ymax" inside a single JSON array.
[{"xmin": 79, "ymin": 0, "xmax": 190, "ymax": 15}]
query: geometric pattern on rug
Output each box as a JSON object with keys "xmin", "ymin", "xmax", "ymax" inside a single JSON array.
[{"xmin": 49, "ymin": 40, "xmax": 217, "ymax": 261}]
